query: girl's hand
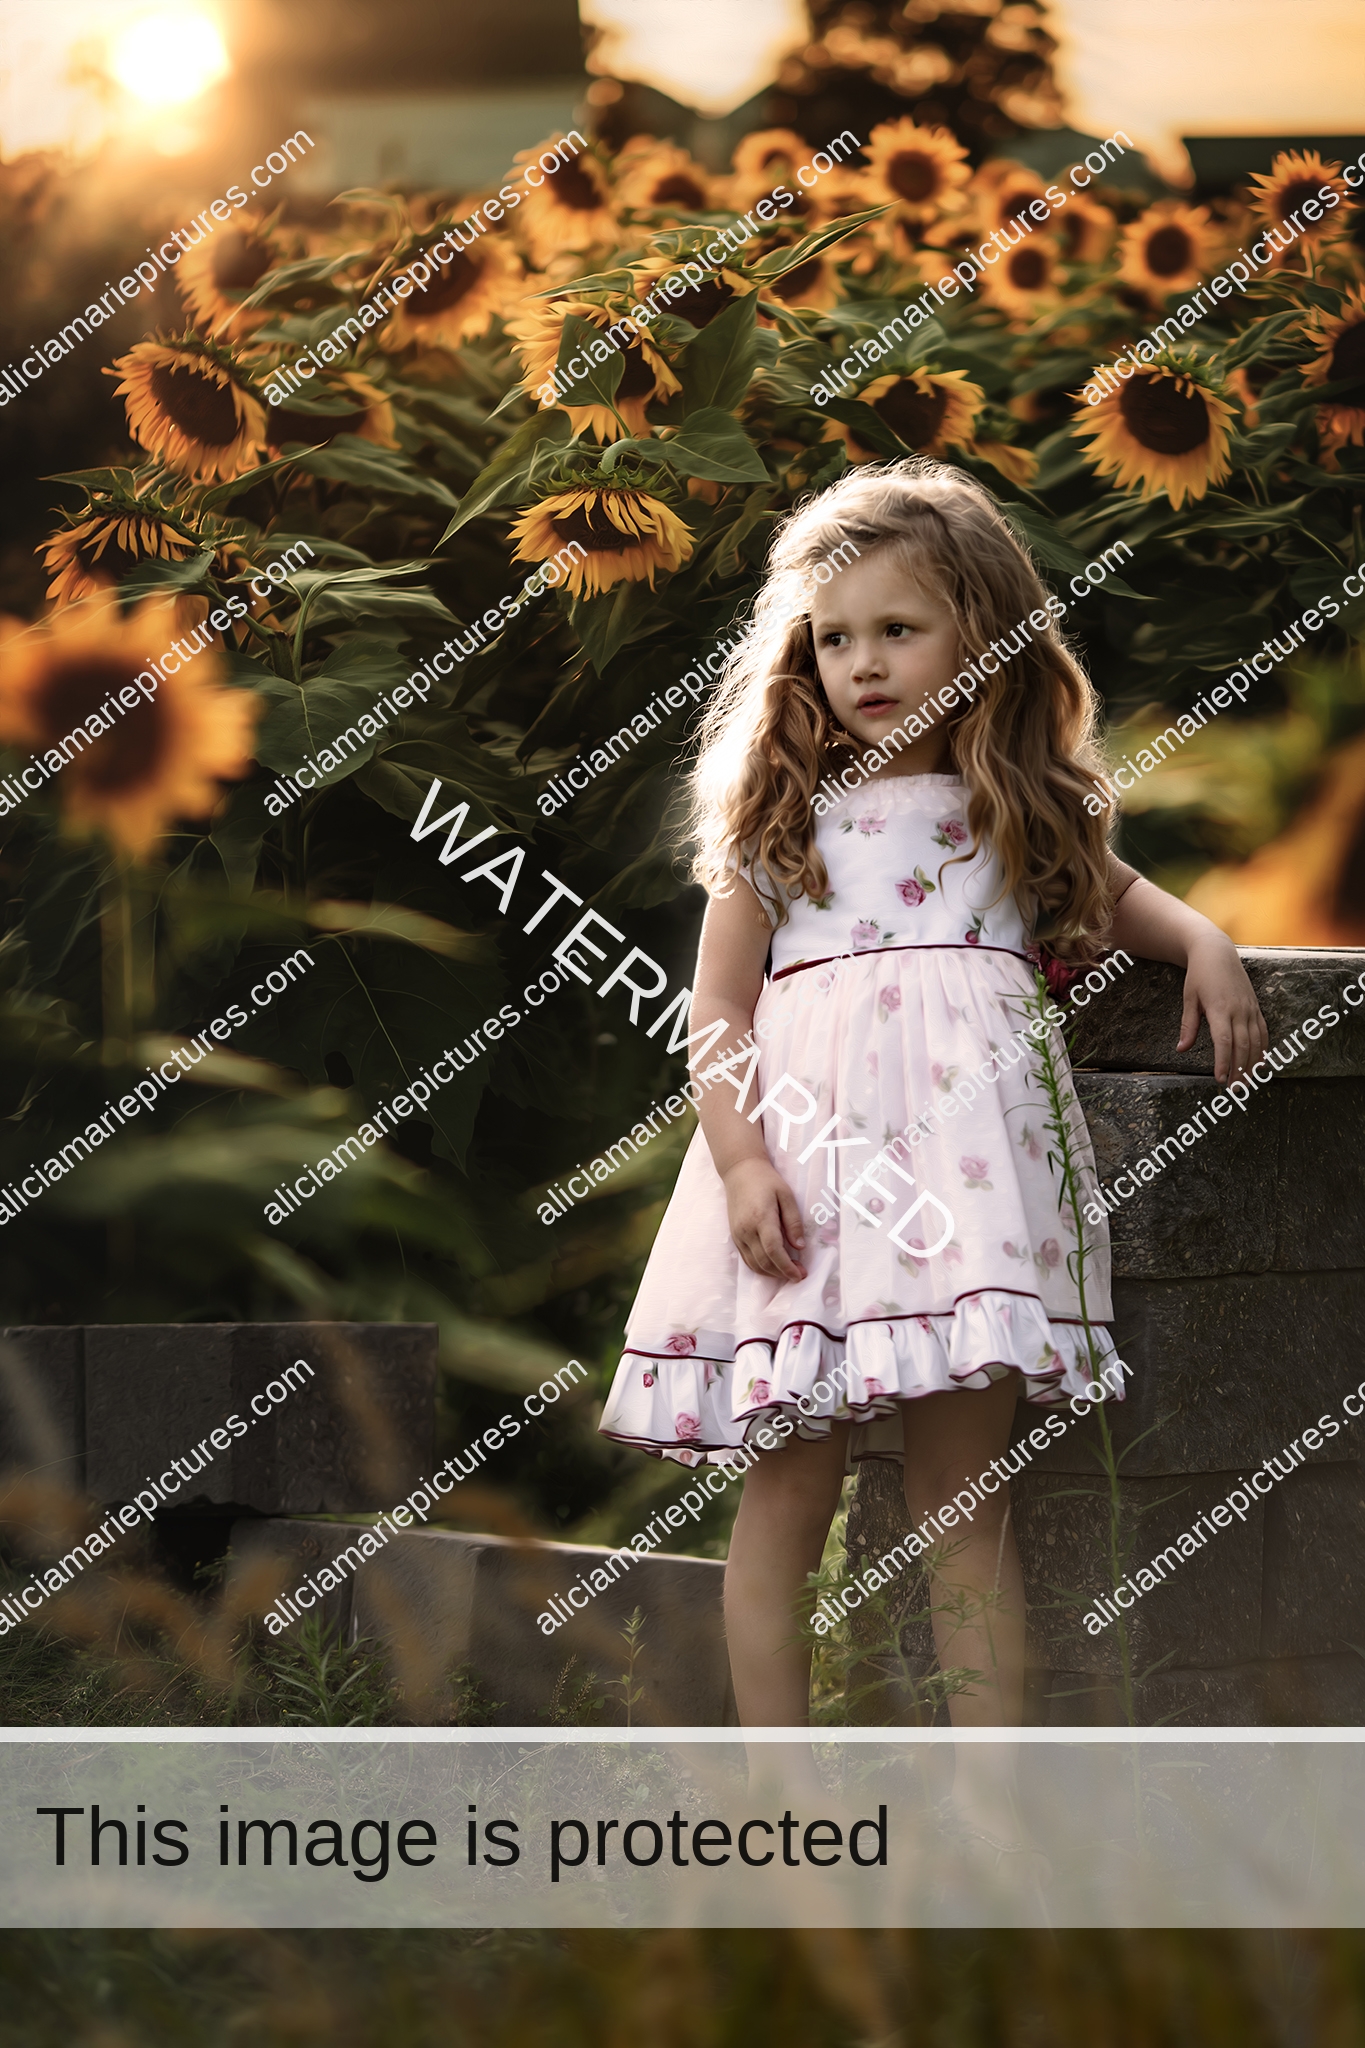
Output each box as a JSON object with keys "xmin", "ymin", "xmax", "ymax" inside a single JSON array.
[
  {"xmin": 1179, "ymin": 934, "xmax": 1268, "ymax": 1085},
  {"xmin": 723, "ymin": 1159, "xmax": 807, "ymax": 1281}
]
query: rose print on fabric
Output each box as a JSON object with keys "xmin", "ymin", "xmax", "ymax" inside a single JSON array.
[
  {"xmin": 878, "ymin": 985, "xmax": 901, "ymax": 1022},
  {"xmin": 1033, "ymin": 1238, "xmax": 1062, "ymax": 1277},
  {"xmin": 1017, "ymin": 1123, "xmax": 1044, "ymax": 1162},
  {"xmin": 964, "ymin": 911, "xmax": 985, "ymax": 945},
  {"xmin": 665, "ymin": 1332, "xmax": 697, "ymax": 1355},
  {"xmin": 863, "ymin": 1378, "xmax": 886, "ymax": 1398},
  {"xmin": 749, "ymin": 1378, "xmax": 771, "ymax": 1405},
  {"xmin": 840, "ymin": 812, "xmax": 887, "ymax": 836},
  {"xmin": 1001, "ymin": 1239, "xmax": 1030, "ymax": 1265},
  {"xmin": 895, "ymin": 866, "xmax": 937, "ymax": 908},
  {"xmin": 851, "ymin": 919, "xmax": 896, "ymax": 948},
  {"xmin": 817, "ymin": 1220, "xmax": 839, "ymax": 1246},
  {"xmin": 931, "ymin": 1062, "xmax": 960, "ymax": 1093},
  {"xmin": 960, "ymin": 1154, "xmax": 993, "ymax": 1190},
  {"xmin": 932, "ymin": 817, "xmax": 969, "ymax": 850},
  {"xmin": 642, "ymin": 1371, "xmax": 655, "ymax": 1387},
  {"xmin": 675, "ymin": 1411, "xmax": 701, "ymax": 1439},
  {"xmin": 811, "ymin": 892, "xmax": 834, "ymax": 910}
]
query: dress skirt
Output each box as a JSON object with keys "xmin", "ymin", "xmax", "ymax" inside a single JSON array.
[{"xmin": 598, "ymin": 940, "xmax": 1121, "ymax": 1468}]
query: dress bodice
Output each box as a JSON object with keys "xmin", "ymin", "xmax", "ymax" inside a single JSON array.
[{"xmin": 752, "ymin": 775, "xmax": 1030, "ymax": 976}]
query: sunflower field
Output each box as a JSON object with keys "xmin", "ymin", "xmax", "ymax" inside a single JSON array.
[{"xmin": 3, "ymin": 120, "xmax": 1364, "ymax": 1533}]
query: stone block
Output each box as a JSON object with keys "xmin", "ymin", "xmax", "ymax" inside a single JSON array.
[
  {"xmin": 1259, "ymin": 1652, "xmax": 1365, "ymax": 1723},
  {"xmin": 226, "ymin": 1515, "xmax": 359, "ymax": 1638},
  {"xmin": 1261, "ymin": 1464, "xmax": 1365, "ymax": 1660},
  {"xmin": 1076, "ymin": 1073, "xmax": 1365, "ymax": 1279},
  {"xmin": 1076, "ymin": 1073, "xmax": 1277, "ymax": 1280},
  {"xmin": 0, "ymin": 1326, "xmax": 84, "ymax": 1491},
  {"xmin": 1070, "ymin": 948, "xmax": 1365, "ymax": 1079},
  {"xmin": 1012, "ymin": 1469, "xmax": 1264, "ymax": 1677},
  {"xmin": 1020, "ymin": 1271, "xmax": 1365, "ymax": 1477},
  {"xmin": 85, "ymin": 1324, "xmax": 436, "ymax": 1514},
  {"xmin": 227, "ymin": 1517, "xmax": 737, "ymax": 1726}
]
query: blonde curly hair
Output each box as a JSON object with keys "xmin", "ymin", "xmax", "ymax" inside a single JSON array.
[{"xmin": 688, "ymin": 457, "xmax": 1115, "ymax": 959}]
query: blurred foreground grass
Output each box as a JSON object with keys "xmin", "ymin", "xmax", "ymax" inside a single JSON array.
[{"xmin": 0, "ymin": 1926, "xmax": 1361, "ymax": 2045}]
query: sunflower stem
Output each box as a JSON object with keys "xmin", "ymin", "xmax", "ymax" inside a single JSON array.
[{"xmin": 100, "ymin": 855, "xmax": 138, "ymax": 1064}]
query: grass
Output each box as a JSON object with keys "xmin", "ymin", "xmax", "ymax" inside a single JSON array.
[{"xmin": 0, "ymin": 1927, "xmax": 1359, "ymax": 2045}]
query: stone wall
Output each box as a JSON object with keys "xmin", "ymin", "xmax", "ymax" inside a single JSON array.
[{"xmin": 845, "ymin": 948, "xmax": 1365, "ymax": 1726}]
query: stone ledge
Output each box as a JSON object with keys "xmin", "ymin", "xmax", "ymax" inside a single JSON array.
[
  {"xmin": 1261, "ymin": 1463, "xmax": 1365, "ymax": 1661},
  {"xmin": 1030, "ymin": 1653, "xmax": 1365, "ymax": 1726},
  {"xmin": 227, "ymin": 1517, "xmax": 737, "ymax": 1727},
  {"xmin": 83, "ymin": 1323, "xmax": 436, "ymax": 1513},
  {"xmin": 0, "ymin": 1326, "xmax": 84, "ymax": 1489},
  {"xmin": 1021, "ymin": 1271, "xmax": 1365, "ymax": 1476},
  {"xmin": 1070, "ymin": 948, "xmax": 1365, "ymax": 1077}
]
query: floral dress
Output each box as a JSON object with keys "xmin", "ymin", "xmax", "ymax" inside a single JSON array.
[{"xmin": 598, "ymin": 774, "xmax": 1121, "ymax": 1466}]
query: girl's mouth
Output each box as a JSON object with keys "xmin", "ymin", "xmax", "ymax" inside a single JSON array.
[{"xmin": 857, "ymin": 695, "xmax": 897, "ymax": 714}]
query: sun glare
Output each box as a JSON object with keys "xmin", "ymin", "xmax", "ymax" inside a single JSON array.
[{"xmin": 108, "ymin": 10, "xmax": 230, "ymax": 107}]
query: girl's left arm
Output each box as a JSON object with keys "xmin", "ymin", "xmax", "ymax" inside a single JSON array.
[{"xmin": 1105, "ymin": 855, "xmax": 1268, "ymax": 1085}]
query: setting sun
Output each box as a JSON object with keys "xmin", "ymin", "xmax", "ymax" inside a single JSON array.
[{"xmin": 107, "ymin": 9, "xmax": 230, "ymax": 107}]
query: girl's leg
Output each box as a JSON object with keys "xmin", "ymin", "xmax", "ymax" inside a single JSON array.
[
  {"xmin": 723, "ymin": 1423, "xmax": 850, "ymax": 1725},
  {"xmin": 901, "ymin": 1375, "xmax": 1030, "ymax": 1847},
  {"xmin": 900, "ymin": 1373, "xmax": 1026, "ymax": 1727}
]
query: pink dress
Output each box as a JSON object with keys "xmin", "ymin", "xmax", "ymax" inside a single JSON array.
[{"xmin": 598, "ymin": 774, "xmax": 1121, "ymax": 1466}]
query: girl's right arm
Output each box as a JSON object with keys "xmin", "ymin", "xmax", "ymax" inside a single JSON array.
[{"xmin": 690, "ymin": 883, "xmax": 807, "ymax": 1283}]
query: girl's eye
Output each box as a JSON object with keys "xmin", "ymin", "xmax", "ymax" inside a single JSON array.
[
  {"xmin": 886, "ymin": 622, "xmax": 908, "ymax": 638},
  {"xmin": 821, "ymin": 630, "xmax": 846, "ymax": 647}
]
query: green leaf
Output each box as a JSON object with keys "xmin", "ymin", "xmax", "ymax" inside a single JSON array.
[
  {"xmin": 743, "ymin": 206, "xmax": 889, "ymax": 281},
  {"xmin": 600, "ymin": 408, "xmax": 769, "ymax": 485},
  {"xmin": 209, "ymin": 779, "xmax": 267, "ymax": 894},
  {"xmin": 554, "ymin": 311, "xmax": 626, "ymax": 420},
  {"xmin": 436, "ymin": 409, "xmax": 572, "ymax": 544},
  {"xmin": 569, "ymin": 578, "xmax": 661, "ymax": 674},
  {"xmin": 821, "ymin": 397, "xmax": 907, "ymax": 460},
  {"xmin": 290, "ymin": 435, "xmax": 459, "ymax": 507},
  {"xmin": 1000, "ymin": 500, "xmax": 1143, "ymax": 599},
  {"xmin": 116, "ymin": 546, "xmax": 217, "ymax": 601},
  {"xmin": 194, "ymin": 450, "xmax": 311, "ymax": 512},
  {"xmin": 251, "ymin": 633, "xmax": 413, "ymax": 777},
  {"xmin": 675, "ymin": 291, "xmax": 759, "ymax": 411}
]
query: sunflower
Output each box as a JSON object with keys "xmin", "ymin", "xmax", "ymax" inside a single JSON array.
[
  {"xmin": 863, "ymin": 119, "xmax": 970, "ymax": 226},
  {"xmin": 1074, "ymin": 359, "xmax": 1235, "ymax": 508},
  {"xmin": 979, "ymin": 238, "xmax": 1062, "ymax": 321},
  {"xmin": 1116, "ymin": 203, "xmax": 1216, "ymax": 297},
  {"xmin": 506, "ymin": 298, "xmax": 680, "ymax": 441},
  {"xmin": 1301, "ymin": 287, "xmax": 1365, "ymax": 455},
  {"xmin": 970, "ymin": 159, "xmax": 1047, "ymax": 233},
  {"xmin": 613, "ymin": 142, "xmax": 714, "ymax": 217},
  {"xmin": 0, "ymin": 598, "xmax": 259, "ymax": 855},
  {"xmin": 1054, "ymin": 192, "xmax": 1115, "ymax": 266},
  {"xmin": 630, "ymin": 258, "xmax": 758, "ymax": 329},
  {"xmin": 175, "ymin": 221, "xmax": 279, "ymax": 336},
  {"xmin": 40, "ymin": 514, "xmax": 196, "ymax": 609},
  {"xmin": 758, "ymin": 244, "xmax": 841, "ymax": 311},
  {"xmin": 726, "ymin": 128, "xmax": 815, "ymax": 210},
  {"xmin": 381, "ymin": 233, "xmax": 521, "ymax": 349},
  {"xmin": 511, "ymin": 137, "xmax": 617, "ymax": 266},
  {"xmin": 824, "ymin": 368, "xmax": 984, "ymax": 462},
  {"xmin": 1247, "ymin": 150, "xmax": 1350, "ymax": 254},
  {"xmin": 967, "ymin": 440, "xmax": 1039, "ymax": 487},
  {"xmin": 508, "ymin": 486, "xmax": 693, "ymax": 599},
  {"xmin": 109, "ymin": 342, "xmax": 266, "ymax": 483},
  {"xmin": 265, "ymin": 371, "xmax": 397, "ymax": 451}
]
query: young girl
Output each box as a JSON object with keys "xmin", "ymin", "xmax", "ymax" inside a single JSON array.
[{"xmin": 599, "ymin": 458, "xmax": 1266, "ymax": 1765}]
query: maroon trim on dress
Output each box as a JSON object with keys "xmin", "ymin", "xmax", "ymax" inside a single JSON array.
[
  {"xmin": 622, "ymin": 1295, "xmax": 1112, "ymax": 1366},
  {"xmin": 771, "ymin": 942, "xmax": 1034, "ymax": 982}
]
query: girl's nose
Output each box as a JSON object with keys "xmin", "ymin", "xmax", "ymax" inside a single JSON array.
[{"xmin": 850, "ymin": 643, "xmax": 887, "ymax": 680}]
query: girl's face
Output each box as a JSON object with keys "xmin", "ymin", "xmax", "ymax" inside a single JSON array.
[{"xmin": 810, "ymin": 547, "xmax": 961, "ymax": 772}]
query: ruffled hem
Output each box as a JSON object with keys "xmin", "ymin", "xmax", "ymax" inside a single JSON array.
[{"xmin": 600, "ymin": 1290, "xmax": 1122, "ymax": 1467}]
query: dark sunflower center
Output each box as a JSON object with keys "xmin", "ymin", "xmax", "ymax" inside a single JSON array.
[
  {"xmin": 32, "ymin": 654, "xmax": 166, "ymax": 790},
  {"xmin": 1273, "ymin": 177, "xmax": 1321, "ymax": 227},
  {"xmin": 420, "ymin": 250, "xmax": 481, "ymax": 314},
  {"xmin": 873, "ymin": 380, "xmax": 949, "ymax": 448},
  {"xmin": 1007, "ymin": 247, "xmax": 1048, "ymax": 290},
  {"xmin": 211, "ymin": 233, "xmax": 273, "ymax": 293},
  {"xmin": 149, "ymin": 362, "xmax": 241, "ymax": 448},
  {"xmin": 1002, "ymin": 191, "xmax": 1037, "ymax": 224},
  {"xmin": 1056, "ymin": 211, "xmax": 1086, "ymax": 258},
  {"xmin": 614, "ymin": 339, "xmax": 658, "ymax": 400},
  {"xmin": 554, "ymin": 160, "xmax": 606, "ymax": 213},
  {"xmin": 1119, "ymin": 375, "xmax": 1210, "ymax": 454},
  {"xmin": 650, "ymin": 173, "xmax": 707, "ymax": 208},
  {"xmin": 1145, "ymin": 224, "xmax": 1194, "ymax": 277},
  {"xmin": 771, "ymin": 257, "xmax": 823, "ymax": 302},
  {"xmin": 671, "ymin": 276, "xmax": 737, "ymax": 325},
  {"xmin": 75, "ymin": 530, "xmax": 142, "ymax": 579},
  {"xmin": 548, "ymin": 497, "xmax": 632, "ymax": 553},
  {"xmin": 887, "ymin": 150, "xmax": 938, "ymax": 202},
  {"xmin": 1327, "ymin": 319, "xmax": 1365, "ymax": 390},
  {"xmin": 267, "ymin": 403, "xmax": 368, "ymax": 444}
]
